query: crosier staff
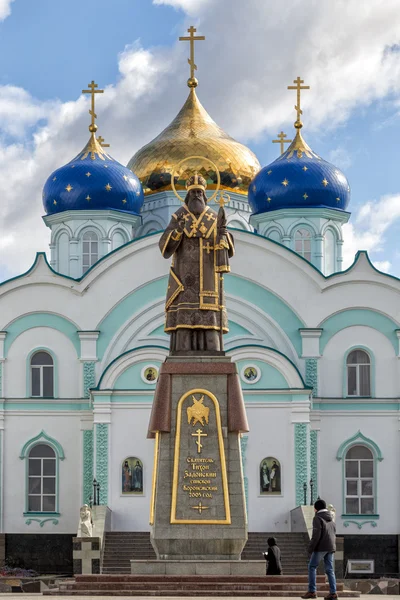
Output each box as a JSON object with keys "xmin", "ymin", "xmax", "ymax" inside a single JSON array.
[{"xmin": 215, "ymin": 191, "xmax": 231, "ymax": 351}]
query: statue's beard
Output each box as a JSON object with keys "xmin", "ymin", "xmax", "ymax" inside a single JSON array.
[{"xmin": 187, "ymin": 196, "xmax": 206, "ymax": 216}]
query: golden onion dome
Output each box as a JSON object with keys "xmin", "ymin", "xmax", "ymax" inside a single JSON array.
[{"xmin": 127, "ymin": 88, "xmax": 261, "ymax": 196}]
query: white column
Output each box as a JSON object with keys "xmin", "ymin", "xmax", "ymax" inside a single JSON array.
[
  {"xmin": 337, "ymin": 240, "xmax": 344, "ymax": 271},
  {"xmin": 314, "ymin": 235, "xmax": 324, "ymax": 272},
  {"xmin": 69, "ymin": 238, "xmax": 80, "ymax": 278}
]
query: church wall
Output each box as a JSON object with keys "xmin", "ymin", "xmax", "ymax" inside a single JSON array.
[
  {"xmin": 108, "ymin": 405, "xmax": 154, "ymax": 531},
  {"xmin": 317, "ymin": 414, "xmax": 399, "ymax": 534},
  {"xmin": 319, "ymin": 326, "xmax": 398, "ymax": 398},
  {"xmin": 245, "ymin": 404, "xmax": 295, "ymax": 532},
  {"xmin": 3, "ymin": 414, "xmax": 83, "ymax": 533},
  {"xmin": 5, "ymin": 327, "xmax": 80, "ymax": 398}
]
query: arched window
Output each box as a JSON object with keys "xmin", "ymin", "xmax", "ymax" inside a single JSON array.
[
  {"xmin": 82, "ymin": 231, "xmax": 99, "ymax": 273},
  {"xmin": 267, "ymin": 229, "xmax": 281, "ymax": 243},
  {"xmin": 294, "ymin": 228, "xmax": 312, "ymax": 261},
  {"xmin": 345, "ymin": 445, "xmax": 374, "ymax": 514},
  {"xmin": 31, "ymin": 351, "xmax": 54, "ymax": 398},
  {"xmin": 28, "ymin": 444, "xmax": 56, "ymax": 512},
  {"xmin": 346, "ymin": 349, "xmax": 371, "ymax": 396}
]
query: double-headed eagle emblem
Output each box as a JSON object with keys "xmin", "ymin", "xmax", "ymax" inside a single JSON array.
[{"xmin": 187, "ymin": 395, "xmax": 209, "ymax": 426}]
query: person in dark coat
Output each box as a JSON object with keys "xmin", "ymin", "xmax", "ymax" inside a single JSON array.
[
  {"xmin": 301, "ymin": 499, "xmax": 337, "ymax": 600},
  {"xmin": 263, "ymin": 537, "xmax": 282, "ymax": 575}
]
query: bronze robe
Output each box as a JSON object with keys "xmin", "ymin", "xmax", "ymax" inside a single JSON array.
[{"xmin": 159, "ymin": 204, "xmax": 234, "ymax": 334}]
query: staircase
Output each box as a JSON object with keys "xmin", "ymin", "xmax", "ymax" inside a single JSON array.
[
  {"xmin": 242, "ymin": 532, "xmax": 310, "ymax": 574},
  {"xmin": 103, "ymin": 531, "xmax": 309, "ymax": 575},
  {"xmin": 46, "ymin": 574, "xmax": 361, "ymax": 596},
  {"xmin": 102, "ymin": 532, "xmax": 156, "ymax": 574}
]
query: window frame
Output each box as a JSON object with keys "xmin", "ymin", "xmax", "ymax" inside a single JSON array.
[
  {"xmin": 28, "ymin": 348, "xmax": 57, "ymax": 399},
  {"xmin": 27, "ymin": 444, "xmax": 57, "ymax": 513},
  {"xmin": 336, "ymin": 431, "xmax": 382, "ymax": 520},
  {"xmin": 20, "ymin": 431, "xmax": 65, "ymax": 517},
  {"xmin": 344, "ymin": 346, "xmax": 373, "ymax": 398},
  {"xmin": 344, "ymin": 445, "xmax": 375, "ymax": 515},
  {"xmin": 82, "ymin": 230, "xmax": 100, "ymax": 274},
  {"xmin": 293, "ymin": 226, "xmax": 313, "ymax": 262}
]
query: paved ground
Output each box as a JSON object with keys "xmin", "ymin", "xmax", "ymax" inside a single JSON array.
[{"xmin": 0, "ymin": 594, "xmax": 399, "ymax": 600}]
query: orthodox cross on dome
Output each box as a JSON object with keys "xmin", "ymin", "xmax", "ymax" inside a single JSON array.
[
  {"xmin": 287, "ymin": 76, "xmax": 310, "ymax": 129},
  {"xmin": 179, "ymin": 25, "xmax": 205, "ymax": 88},
  {"xmin": 272, "ymin": 131, "xmax": 292, "ymax": 155},
  {"xmin": 97, "ymin": 135, "xmax": 110, "ymax": 148},
  {"xmin": 82, "ymin": 80, "xmax": 104, "ymax": 133}
]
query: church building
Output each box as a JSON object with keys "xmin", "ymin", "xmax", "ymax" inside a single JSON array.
[{"xmin": 0, "ymin": 28, "xmax": 399, "ymax": 576}]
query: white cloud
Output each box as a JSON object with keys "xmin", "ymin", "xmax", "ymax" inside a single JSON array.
[
  {"xmin": 372, "ymin": 260, "xmax": 391, "ymax": 273},
  {"xmin": 342, "ymin": 193, "xmax": 400, "ymax": 270},
  {"xmin": 328, "ymin": 147, "xmax": 352, "ymax": 171},
  {"xmin": 3, "ymin": 0, "xmax": 400, "ymax": 277},
  {"xmin": 0, "ymin": 0, "xmax": 13, "ymax": 21}
]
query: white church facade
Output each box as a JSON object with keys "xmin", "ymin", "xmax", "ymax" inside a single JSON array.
[{"xmin": 0, "ymin": 50, "xmax": 399, "ymax": 574}]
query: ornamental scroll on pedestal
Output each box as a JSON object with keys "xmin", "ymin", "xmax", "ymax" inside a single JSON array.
[{"xmin": 146, "ymin": 156, "xmax": 249, "ymax": 563}]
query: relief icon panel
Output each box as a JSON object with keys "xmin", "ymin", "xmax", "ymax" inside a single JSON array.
[
  {"xmin": 260, "ymin": 457, "xmax": 281, "ymax": 495},
  {"xmin": 122, "ymin": 457, "xmax": 144, "ymax": 494}
]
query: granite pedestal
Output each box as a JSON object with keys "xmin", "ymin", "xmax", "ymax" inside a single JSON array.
[{"xmin": 147, "ymin": 355, "xmax": 248, "ymax": 563}]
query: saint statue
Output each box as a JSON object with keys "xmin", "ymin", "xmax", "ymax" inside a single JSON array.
[
  {"xmin": 79, "ymin": 504, "xmax": 93, "ymax": 537},
  {"xmin": 160, "ymin": 174, "xmax": 234, "ymax": 352}
]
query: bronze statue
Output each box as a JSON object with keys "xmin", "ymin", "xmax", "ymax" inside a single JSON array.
[{"xmin": 159, "ymin": 174, "xmax": 234, "ymax": 353}]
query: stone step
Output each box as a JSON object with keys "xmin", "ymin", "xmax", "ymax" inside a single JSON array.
[
  {"xmin": 77, "ymin": 575, "xmax": 327, "ymax": 583},
  {"xmin": 74, "ymin": 582, "xmax": 346, "ymax": 591},
  {"xmin": 45, "ymin": 590, "xmax": 360, "ymax": 597}
]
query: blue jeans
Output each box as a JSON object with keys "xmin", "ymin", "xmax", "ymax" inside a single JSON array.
[{"xmin": 308, "ymin": 551, "xmax": 336, "ymax": 594}]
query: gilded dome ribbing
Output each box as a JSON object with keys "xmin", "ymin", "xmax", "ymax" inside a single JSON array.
[{"xmin": 127, "ymin": 88, "xmax": 261, "ymax": 196}]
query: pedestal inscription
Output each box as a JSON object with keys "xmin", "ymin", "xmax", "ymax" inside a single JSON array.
[{"xmin": 171, "ymin": 389, "xmax": 230, "ymax": 524}]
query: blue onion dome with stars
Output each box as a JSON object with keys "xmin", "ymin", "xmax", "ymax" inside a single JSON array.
[
  {"xmin": 43, "ymin": 80, "xmax": 144, "ymax": 216},
  {"xmin": 248, "ymin": 77, "xmax": 350, "ymax": 215}
]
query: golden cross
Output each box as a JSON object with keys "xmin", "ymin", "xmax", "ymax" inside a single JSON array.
[
  {"xmin": 191, "ymin": 428, "xmax": 207, "ymax": 453},
  {"xmin": 179, "ymin": 25, "xmax": 205, "ymax": 86},
  {"xmin": 287, "ymin": 76, "xmax": 310, "ymax": 126},
  {"xmin": 204, "ymin": 242, "xmax": 213, "ymax": 254},
  {"xmin": 190, "ymin": 222, "xmax": 198, "ymax": 232},
  {"xmin": 191, "ymin": 501, "xmax": 209, "ymax": 514},
  {"xmin": 82, "ymin": 80, "xmax": 104, "ymax": 133},
  {"xmin": 272, "ymin": 131, "xmax": 292, "ymax": 155},
  {"xmin": 97, "ymin": 135, "xmax": 110, "ymax": 148},
  {"xmin": 206, "ymin": 212, "xmax": 215, "ymax": 221}
]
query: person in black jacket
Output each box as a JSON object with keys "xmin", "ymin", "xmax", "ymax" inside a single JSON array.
[
  {"xmin": 263, "ymin": 537, "xmax": 282, "ymax": 575},
  {"xmin": 301, "ymin": 499, "xmax": 337, "ymax": 600}
]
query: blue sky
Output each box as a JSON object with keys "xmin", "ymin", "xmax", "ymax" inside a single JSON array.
[{"xmin": 1, "ymin": 0, "xmax": 400, "ymax": 279}]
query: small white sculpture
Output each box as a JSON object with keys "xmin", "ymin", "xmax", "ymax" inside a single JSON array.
[
  {"xmin": 328, "ymin": 503, "xmax": 336, "ymax": 522},
  {"xmin": 79, "ymin": 504, "xmax": 93, "ymax": 537}
]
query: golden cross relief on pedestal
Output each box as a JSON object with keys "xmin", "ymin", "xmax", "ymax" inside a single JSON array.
[
  {"xmin": 191, "ymin": 501, "xmax": 209, "ymax": 514},
  {"xmin": 192, "ymin": 428, "xmax": 207, "ymax": 453}
]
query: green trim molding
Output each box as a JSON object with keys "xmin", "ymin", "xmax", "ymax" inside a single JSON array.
[
  {"xmin": 240, "ymin": 435, "xmax": 249, "ymax": 518},
  {"xmin": 20, "ymin": 430, "xmax": 65, "ymax": 460},
  {"xmin": 305, "ymin": 359, "xmax": 318, "ymax": 395},
  {"xmin": 25, "ymin": 517, "xmax": 59, "ymax": 527},
  {"xmin": 4, "ymin": 313, "xmax": 80, "ymax": 357},
  {"xmin": 294, "ymin": 423, "xmax": 308, "ymax": 506},
  {"xmin": 336, "ymin": 430, "xmax": 383, "ymax": 462},
  {"xmin": 319, "ymin": 309, "xmax": 399, "ymax": 354},
  {"xmin": 343, "ymin": 520, "xmax": 378, "ymax": 529},
  {"xmin": 83, "ymin": 430, "xmax": 94, "ymax": 504},
  {"xmin": 83, "ymin": 362, "xmax": 96, "ymax": 398},
  {"xmin": 26, "ymin": 347, "xmax": 58, "ymax": 399},
  {"xmin": 310, "ymin": 430, "xmax": 318, "ymax": 498},
  {"xmin": 96, "ymin": 424, "xmax": 108, "ymax": 505}
]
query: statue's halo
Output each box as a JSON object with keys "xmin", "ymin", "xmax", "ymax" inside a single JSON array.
[{"xmin": 171, "ymin": 155, "xmax": 221, "ymax": 203}]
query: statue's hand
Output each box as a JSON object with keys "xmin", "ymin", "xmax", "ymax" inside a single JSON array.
[{"xmin": 218, "ymin": 226, "xmax": 228, "ymax": 237}]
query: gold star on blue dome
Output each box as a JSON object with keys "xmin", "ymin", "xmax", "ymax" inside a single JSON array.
[
  {"xmin": 282, "ymin": 178, "xmax": 289, "ymax": 186},
  {"xmin": 322, "ymin": 178, "xmax": 328, "ymax": 187},
  {"xmin": 105, "ymin": 183, "xmax": 112, "ymax": 191},
  {"xmin": 65, "ymin": 184, "xmax": 73, "ymax": 192}
]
